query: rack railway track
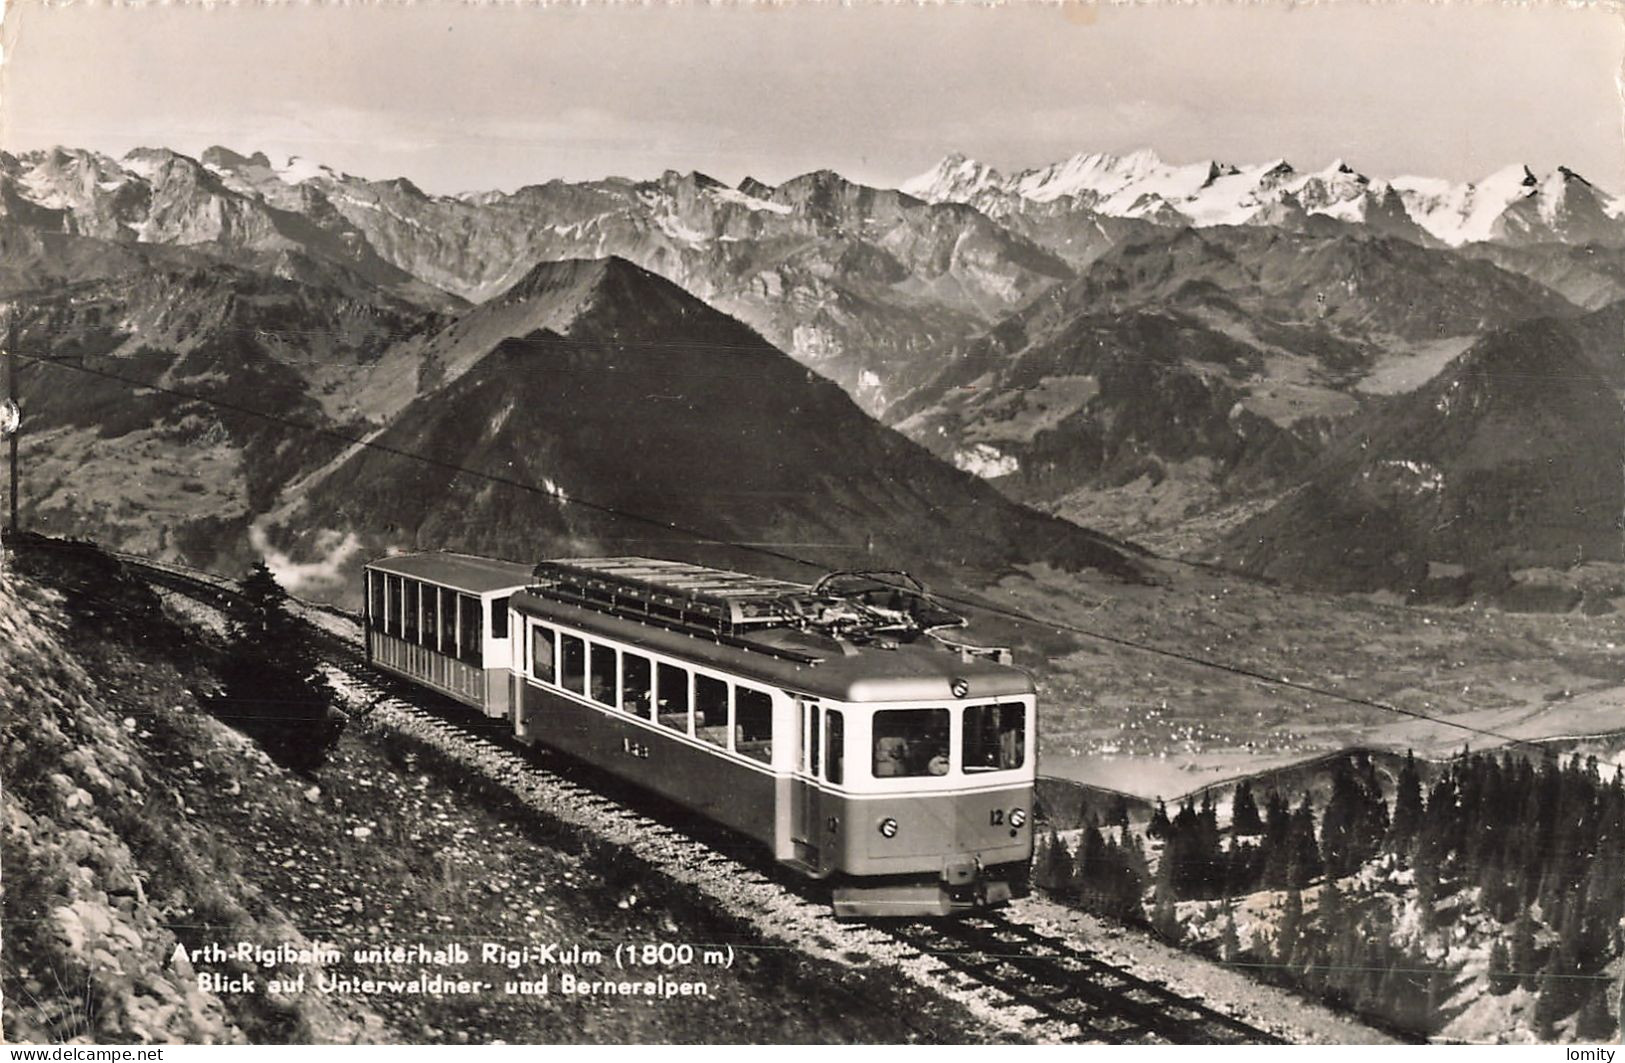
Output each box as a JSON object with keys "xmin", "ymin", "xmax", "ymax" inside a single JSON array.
[{"xmin": 114, "ymin": 549, "xmax": 1290, "ymax": 1045}]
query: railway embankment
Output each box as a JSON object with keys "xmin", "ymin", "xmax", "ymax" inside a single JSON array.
[
  {"xmin": 0, "ymin": 542, "xmax": 1007, "ymax": 1043},
  {"xmin": 2, "ymin": 544, "xmax": 383, "ymax": 1042}
]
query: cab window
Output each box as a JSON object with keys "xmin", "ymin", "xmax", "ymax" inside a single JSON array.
[
  {"xmin": 873, "ymin": 708, "xmax": 950, "ymax": 778},
  {"xmin": 963, "ymin": 702, "xmax": 1026, "ymax": 772}
]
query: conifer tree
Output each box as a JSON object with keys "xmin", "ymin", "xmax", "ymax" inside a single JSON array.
[
  {"xmin": 1109, "ymin": 793, "xmax": 1131, "ymax": 834},
  {"xmin": 1487, "ymin": 940, "xmax": 1516, "ymax": 995},
  {"xmin": 216, "ymin": 561, "xmax": 343, "ymax": 772},
  {"xmin": 1037, "ymin": 829, "xmax": 1072, "ymax": 894},
  {"xmin": 1220, "ymin": 903, "xmax": 1241, "ymax": 964},
  {"xmin": 1389, "ymin": 750, "xmax": 1424, "ymax": 855},
  {"xmin": 1511, "ymin": 905, "xmax": 1540, "ymax": 993},
  {"xmin": 1533, "ymin": 954, "xmax": 1564, "ymax": 1041},
  {"xmin": 1277, "ymin": 886, "xmax": 1304, "ymax": 972},
  {"xmin": 1151, "ymin": 878, "xmax": 1180, "ymax": 941},
  {"xmin": 1148, "ymin": 797, "xmax": 1172, "ymax": 840},
  {"xmin": 1288, "ymin": 794, "xmax": 1323, "ymax": 888},
  {"xmin": 1576, "ymin": 986, "xmax": 1616, "ymax": 1042},
  {"xmin": 1232, "ymin": 779, "xmax": 1264, "ymax": 837},
  {"xmin": 1321, "ymin": 760, "xmax": 1362, "ymax": 878}
]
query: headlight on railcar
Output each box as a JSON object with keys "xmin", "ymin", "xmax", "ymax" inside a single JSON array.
[
  {"xmin": 877, "ymin": 817, "xmax": 899, "ymax": 838},
  {"xmin": 1008, "ymin": 807, "xmax": 1026, "ymax": 828}
]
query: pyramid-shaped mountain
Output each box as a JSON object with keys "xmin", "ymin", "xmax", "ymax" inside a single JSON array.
[{"xmin": 286, "ymin": 257, "xmax": 1144, "ymax": 582}]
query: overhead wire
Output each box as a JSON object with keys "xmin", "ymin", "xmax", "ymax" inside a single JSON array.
[{"xmin": 6, "ymin": 348, "xmax": 1584, "ymax": 762}]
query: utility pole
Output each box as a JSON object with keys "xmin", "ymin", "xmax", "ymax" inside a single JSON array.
[
  {"xmin": 1, "ymin": 329, "xmax": 19, "ymax": 583},
  {"xmin": 7, "ymin": 345, "xmax": 17, "ymax": 530}
]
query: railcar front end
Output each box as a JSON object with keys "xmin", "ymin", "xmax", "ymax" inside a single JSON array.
[{"xmin": 789, "ymin": 688, "xmax": 1035, "ymax": 918}]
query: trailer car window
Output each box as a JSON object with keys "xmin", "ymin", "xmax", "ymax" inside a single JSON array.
[
  {"xmin": 490, "ymin": 597, "xmax": 509, "ymax": 640},
  {"xmin": 588, "ymin": 642, "xmax": 617, "ymax": 707},
  {"xmin": 403, "ymin": 580, "xmax": 419, "ymax": 643},
  {"xmin": 560, "ymin": 634, "xmax": 586, "ymax": 694},
  {"xmin": 963, "ymin": 702, "xmax": 1025, "ymax": 772},
  {"xmin": 695, "ymin": 674, "xmax": 728, "ymax": 747},
  {"xmin": 873, "ymin": 708, "xmax": 950, "ymax": 778},
  {"xmin": 385, "ymin": 575, "xmax": 402, "ymax": 637},
  {"xmin": 656, "ymin": 663, "xmax": 689, "ymax": 731},
  {"xmin": 735, "ymin": 687, "xmax": 772, "ymax": 763},
  {"xmin": 422, "ymin": 587, "xmax": 439, "ymax": 650},
  {"xmin": 367, "ymin": 573, "xmax": 383, "ymax": 631},
  {"xmin": 622, "ymin": 653, "xmax": 652, "ymax": 718},
  {"xmin": 439, "ymin": 588, "xmax": 458, "ymax": 654},
  {"xmin": 530, "ymin": 624, "xmax": 556, "ymax": 683},
  {"xmin": 458, "ymin": 594, "xmax": 482, "ymax": 665}
]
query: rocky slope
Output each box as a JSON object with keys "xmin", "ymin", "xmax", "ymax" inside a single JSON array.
[{"xmin": 1, "ymin": 543, "xmax": 384, "ymax": 1043}]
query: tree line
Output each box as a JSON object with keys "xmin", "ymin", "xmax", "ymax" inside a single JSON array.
[{"xmin": 1035, "ymin": 749, "xmax": 1625, "ymax": 1039}]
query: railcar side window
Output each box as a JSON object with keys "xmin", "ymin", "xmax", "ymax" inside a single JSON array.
[
  {"xmin": 963, "ymin": 702, "xmax": 1026, "ymax": 772},
  {"xmin": 560, "ymin": 634, "xmax": 586, "ymax": 694},
  {"xmin": 695, "ymin": 674, "xmax": 728, "ymax": 747},
  {"xmin": 490, "ymin": 597, "xmax": 509, "ymax": 640},
  {"xmin": 873, "ymin": 708, "xmax": 951, "ymax": 778},
  {"xmin": 385, "ymin": 575, "xmax": 403, "ymax": 637},
  {"xmin": 422, "ymin": 586, "xmax": 439, "ymax": 649},
  {"xmin": 826, "ymin": 710, "xmax": 844, "ymax": 785},
  {"xmin": 622, "ymin": 653, "xmax": 653, "ymax": 718},
  {"xmin": 809, "ymin": 704, "xmax": 821, "ymax": 776},
  {"xmin": 530, "ymin": 623, "xmax": 557, "ymax": 683},
  {"xmin": 656, "ymin": 663, "xmax": 690, "ymax": 731},
  {"xmin": 403, "ymin": 580, "xmax": 419, "ymax": 643},
  {"xmin": 588, "ymin": 642, "xmax": 617, "ymax": 707},
  {"xmin": 458, "ymin": 594, "xmax": 482, "ymax": 665},
  {"xmin": 439, "ymin": 588, "xmax": 458, "ymax": 654},
  {"xmin": 735, "ymin": 687, "xmax": 772, "ymax": 763},
  {"xmin": 368, "ymin": 572, "xmax": 385, "ymax": 632}
]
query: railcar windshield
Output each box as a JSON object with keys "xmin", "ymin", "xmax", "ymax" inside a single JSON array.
[
  {"xmin": 963, "ymin": 702, "xmax": 1026, "ymax": 772},
  {"xmin": 872, "ymin": 708, "xmax": 950, "ymax": 778}
]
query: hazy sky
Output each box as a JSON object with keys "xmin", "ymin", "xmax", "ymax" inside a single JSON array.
[{"xmin": 2, "ymin": 1, "xmax": 1622, "ymax": 194}]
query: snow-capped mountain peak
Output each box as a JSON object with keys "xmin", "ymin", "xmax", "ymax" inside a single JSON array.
[{"xmin": 901, "ymin": 148, "xmax": 1624, "ymax": 248}]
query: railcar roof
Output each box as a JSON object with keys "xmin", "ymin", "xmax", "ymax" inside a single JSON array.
[
  {"xmin": 365, "ymin": 553, "xmax": 533, "ymax": 594},
  {"xmin": 511, "ymin": 589, "xmax": 1035, "ymax": 703}
]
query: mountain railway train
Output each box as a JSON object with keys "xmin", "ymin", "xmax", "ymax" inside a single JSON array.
[{"xmin": 362, "ymin": 553, "xmax": 1035, "ymax": 916}]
